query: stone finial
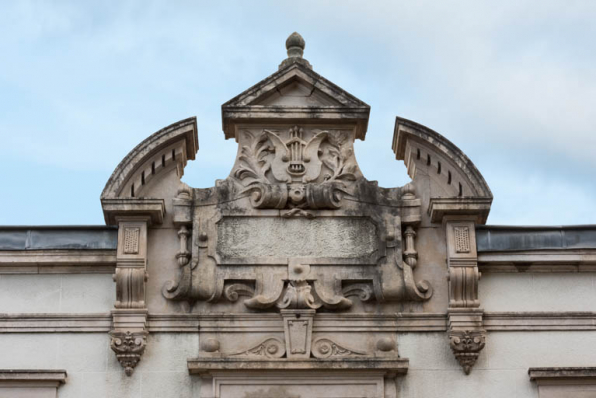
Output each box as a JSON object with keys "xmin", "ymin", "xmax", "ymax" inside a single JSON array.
[
  {"xmin": 286, "ymin": 32, "xmax": 305, "ymax": 58},
  {"xmin": 279, "ymin": 32, "xmax": 312, "ymax": 70}
]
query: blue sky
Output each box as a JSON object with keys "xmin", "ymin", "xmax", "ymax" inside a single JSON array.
[{"xmin": 0, "ymin": 1, "xmax": 594, "ymax": 225}]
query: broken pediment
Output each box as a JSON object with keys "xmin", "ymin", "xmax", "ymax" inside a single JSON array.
[{"xmin": 97, "ymin": 32, "xmax": 501, "ymax": 381}]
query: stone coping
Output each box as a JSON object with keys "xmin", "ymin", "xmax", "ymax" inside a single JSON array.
[
  {"xmin": 188, "ymin": 358, "xmax": 409, "ymax": 376},
  {"xmin": 0, "ymin": 226, "xmax": 117, "ymax": 251},
  {"xmin": 0, "ymin": 370, "xmax": 67, "ymax": 383},
  {"xmin": 529, "ymin": 367, "xmax": 596, "ymax": 381},
  {"xmin": 477, "ymin": 225, "xmax": 596, "ymax": 252},
  {"xmin": 101, "ymin": 198, "xmax": 165, "ymax": 226}
]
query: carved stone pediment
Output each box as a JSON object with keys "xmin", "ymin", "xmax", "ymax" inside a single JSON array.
[{"xmin": 221, "ymin": 59, "xmax": 370, "ymax": 141}]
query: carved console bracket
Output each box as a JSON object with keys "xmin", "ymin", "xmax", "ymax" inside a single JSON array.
[
  {"xmin": 442, "ymin": 214, "xmax": 487, "ymax": 375},
  {"xmin": 102, "ymin": 198, "xmax": 164, "ymax": 376}
]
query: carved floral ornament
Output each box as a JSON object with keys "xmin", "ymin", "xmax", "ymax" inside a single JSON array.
[
  {"xmin": 233, "ymin": 126, "xmax": 360, "ymax": 213},
  {"xmin": 162, "ymin": 124, "xmax": 433, "ymax": 312}
]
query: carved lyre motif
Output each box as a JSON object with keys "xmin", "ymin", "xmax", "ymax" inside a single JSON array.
[{"xmin": 286, "ymin": 126, "xmax": 307, "ymax": 176}]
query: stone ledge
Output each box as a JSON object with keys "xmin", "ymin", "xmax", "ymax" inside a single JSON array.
[
  {"xmin": 0, "ymin": 369, "xmax": 67, "ymax": 383},
  {"xmin": 0, "ymin": 250, "xmax": 116, "ymax": 274},
  {"xmin": 2, "ymin": 312, "xmax": 596, "ymax": 333},
  {"xmin": 428, "ymin": 197, "xmax": 492, "ymax": 224},
  {"xmin": 101, "ymin": 198, "xmax": 165, "ymax": 226},
  {"xmin": 478, "ymin": 250, "xmax": 596, "ymax": 272},
  {"xmin": 0, "ymin": 313, "xmax": 112, "ymax": 332},
  {"xmin": 188, "ymin": 358, "xmax": 408, "ymax": 376},
  {"xmin": 484, "ymin": 312, "xmax": 596, "ymax": 331},
  {"xmin": 529, "ymin": 367, "xmax": 596, "ymax": 381}
]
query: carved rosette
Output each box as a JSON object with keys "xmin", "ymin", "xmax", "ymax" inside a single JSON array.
[
  {"xmin": 449, "ymin": 330, "xmax": 486, "ymax": 375},
  {"xmin": 110, "ymin": 330, "xmax": 147, "ymax": 376}
]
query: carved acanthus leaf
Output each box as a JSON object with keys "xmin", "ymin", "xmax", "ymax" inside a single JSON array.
[
  {"xmin": 277, "ymin": 280, "xmax": 321, "ymax": 310},
  {"xmin": 235, "ymin": 131, "xmax": 277, "ymax": 185}
]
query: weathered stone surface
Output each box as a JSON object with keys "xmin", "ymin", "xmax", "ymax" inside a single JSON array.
[
  {"xmin": 0, "ymin": 32, "xmax": 595, "ymax": 398},
  {"xmin": 217, "ymin": 216, "xmax": 379, "ymax": 260}
]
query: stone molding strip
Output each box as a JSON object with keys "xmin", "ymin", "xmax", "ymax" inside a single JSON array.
[
  {"xmin": 7, "ymin": 249, "xmax": 594, "ymax": 275},
  {"xmin": 484, "ymin": 312, "xmax": 596, "ymax": 331},
  {"xmin": 0, "ymin": 226, "xmax": 117, "ymax": 251},
  {"xmin": 0, "ymin": 369, "xmax": 67, "ymax": 383},
  {"xmin": 0, "ymin": 314, "xmax": 112, "ymax": 332},
  {"xmin": 188, "ymin": 358, "xmax": 408, "ymax": 376},
  {"xmin": 477, "ymin": 225, "xmax": 596, "ymax": 252},
  {"xmin": 478, "ymin": 250, "xmax": 596, "ymax": 273},
  {"xmin": 529, "ymin": 367, "xmax": 596, "ymax": 381},
  {"xmin": 2, "ymin": 312, "xmax": 596, "ymax": 333},
  {"xmin": 0, "ymin": 250, "xmax": 116, "ymax": 274}
]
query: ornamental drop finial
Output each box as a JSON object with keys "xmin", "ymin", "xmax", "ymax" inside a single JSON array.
[{"xmin": 279, "ymin": 32, "xmax": 312, "ymax": 70}]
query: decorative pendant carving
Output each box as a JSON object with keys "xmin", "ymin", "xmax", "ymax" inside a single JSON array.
[
  {"xmin": 110, "ymin": 330, "xmax": 147, "ymax": 376},
  {"xmin": 175, "ymin": 225, "xmax": 191, "ymax": 267},
  {"xmin": 449, "ymin": 330, "xmax": 486, "ymax": 375}
]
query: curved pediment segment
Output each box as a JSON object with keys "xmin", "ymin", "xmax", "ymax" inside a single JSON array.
[
  {"xmin": 101, "ymin": 117, "xmax": 198, "ymax": 199},
  {"xmin": 393, "ymin": 117, "xmax": 492, "ymax": 199},
  {"xmin": 222, "ymin": 63, "xmax": 370, "ymax": 141}
]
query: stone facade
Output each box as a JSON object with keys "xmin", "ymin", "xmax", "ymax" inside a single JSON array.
[{"xmin": 0, "ymin": 33, "xmax": 595, "ymax": 397}]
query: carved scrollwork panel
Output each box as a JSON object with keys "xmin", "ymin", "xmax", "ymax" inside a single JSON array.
[
  {"xmin": 342, "ymin": 282, "xmax": 374, "ymax": 302},
  {"xmin": 223, "ymin": 282, "xmax": 256, "ymax": 302},
  {"xmin": 311, "ymin": 337, "xmax": 366, "ymax": 359},
  {"xmin": 229, "ymin": 337, "xmax": 286, "ymax": 359}
]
